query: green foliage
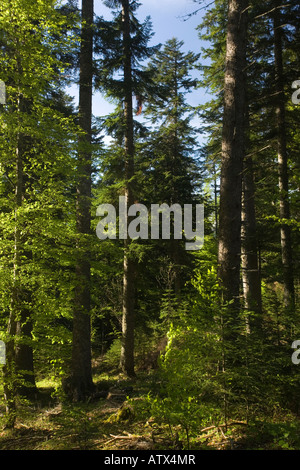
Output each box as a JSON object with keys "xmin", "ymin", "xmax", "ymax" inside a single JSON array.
[
  {"xmin": 0, "ymin": 0, "xmax": 80, "ymax": 417},
  {"xmin": 0, "ymin": 0, "xmax": 299, "ymax": 448},
  {"xmin": 145, "ymin": 267, "xmax": 224, "ymax": 448},
  {"xmin": 94, "ymin": 4, "xmax": 158, "ymax": 102}
]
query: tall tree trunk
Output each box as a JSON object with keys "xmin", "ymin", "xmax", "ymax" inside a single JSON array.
[
  {"xmin": 3, "ymin": 136, "xmax": 21, "ymax": 427},
  {"xmin": 15, "ymin": 301, "xmax": 37, "ymax": 398},
  {"xmin": 69, "ymin": 0, "xmax": 94, "ymax": 400},
  {"xmin": 119, "ymin": 0, "xmax": 136, "ymax": 377},
  {"xmin": 241, "ymin": 156, "xmax": 263, "ymax": 323},
  {"xmin": 3, "ymin": 92, "xmax": 37, "ymax": 426},
  {"xmin": 218, "ymin": 0, "xmax": 248, "ymax": 319},
  {"xmin": 213, "ymin": 161, "xmax": 219, "ymax": 236},
  {"xmin": 171, "ymin": 61, "xmax": 182, "ymax": 297},
  {"xmin": 273, "ymin": 2, "xmax": 295, "ymax": 313},
  {"xmin": 15, "ymin": 98, "xmax": 37, "ymax": 399},
  {"xmin": 241, "ymin": 103, "xmax": 262, "ymax": 331}
]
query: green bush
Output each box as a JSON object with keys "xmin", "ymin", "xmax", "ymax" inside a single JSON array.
[{"xmin": 145, "ymin": 267, "xmax": 225, "ymax": 448}]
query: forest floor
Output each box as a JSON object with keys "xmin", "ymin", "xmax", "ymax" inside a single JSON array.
[{"xmin": 1, "ymin": 362, "xmax": 300, "ymax": 451}]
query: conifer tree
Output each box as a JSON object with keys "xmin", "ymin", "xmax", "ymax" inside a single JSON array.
[
  {"xmin": 95, "ymin": 0, "xmax": 157, "ymax": 376},
  {"xmin": 272, "ymin": 0, "xmax": 295, "ymax": 313},
  {"xmin": 218, "ymin": 0, "xmax": 248, "ymax": 322},
  {"xmin": 119, "ymin": 0, "xmax": 136, "ymax": 377},
  {"xmin": 196, "ymin": 0, "xmax": 263, "ymax": 328},
  {"xmin": 68, "ymin": 0, "xmax": 95, "ymax": 399},
  {"xmin": 143, "ymin": 38, "xmax": 201, "ymax": 294}
]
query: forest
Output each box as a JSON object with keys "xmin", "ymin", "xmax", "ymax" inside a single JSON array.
[{"xmin": 0, "ymin": 0, "xmax": 299, "ymax": 453}]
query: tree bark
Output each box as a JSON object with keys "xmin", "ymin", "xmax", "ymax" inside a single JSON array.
[
  {"xmin": 69, "ymin": 0, "xmax": 94, "ymax": 400},
  {"xmin": 218, "ymin": 0, "xmax": 248, "ymax": 321},
  {"xmin": 119, "ymin": 0, "xmax": 136, "ymax": 377},
  {"xmin": 241, "ymin": 94, "xmax": 262, "ymax": 330},
  {"xmin": 14, "ymin": 108, "xmax": 37, "ymax": 397},
  {"xmin": 241, "ymin": 153, "xmax": 263, "ymax": 326},
  {"xmin": 3, "ymin": 92, "xmax": 37, "ymax": 427},
  {"xmin": 273, "ymin": 2, "xmax": 295, "ymax": 313},
  {"xmin": 15, "ymin": 302, "xmax": 37, "ymax": 398},
  {"xmin": 2, "ymin": 137, "xmax": 21, "ymax": 426}
]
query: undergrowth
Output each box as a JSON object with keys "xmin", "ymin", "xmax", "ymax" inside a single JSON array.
[{"xmin": 1, "ymin": 363, "xmax": 300, "ymax": 451}]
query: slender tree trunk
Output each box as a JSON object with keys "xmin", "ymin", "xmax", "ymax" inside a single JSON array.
[
  {"xmin": 3, "ymin": 151, "xmax": 21, "ymax": 427},
  {"xmin": 273, "ymin": 2, "xmax": 295, "ymax": 313},
  {"xmin": 119, "ymin": 0, "xmax": 136, "ymax": 377},
  {"xmin": 241, "ymin": 104, "xmax": 262, "ymax": 330},
  {"xmin": 3, "ymin": 312, "xmax": 17, "ymax": 428},
  {"xmin": 241, "ymin": 156, "xmax": 262, "ymax": 313},
  {"xmin": 213, "ymin": 161, "xmax": 219, "ymax": 236},
  {"xmin": 15, "ymin": 99, "xmax": 37, "ymax": 398},
  {"xmin": 15, "ymin": 306, "xmax": 37, "ymax": 398},
  {"xmin": 69, "ymin": 0, "xmax": 94, "ymax": 400},
  {"xmin": 218, "ymin": 2, "xmax": 247, "ymax": 416},
  {"xmin": 3, "ymin": 92, "xmax": 37, "ymax": 426},
  {"xmin": 171, "ymin": 61, "xmax": 182, "ymax": 297},
  {"xmin": 218, "ymin": 0, "xmax": 248, "ymax": 320}
]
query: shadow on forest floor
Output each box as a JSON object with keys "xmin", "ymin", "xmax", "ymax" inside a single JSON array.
[{"xmin": 1, "ymin": 369, "xmax": 300, "ymax": 451}]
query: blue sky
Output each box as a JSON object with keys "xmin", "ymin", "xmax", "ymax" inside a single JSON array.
[
  {"xmin": 94, "ymin": 0, "xmax": 203, "ymax": 51},
  {"xmin": 90, "ymin": 0, "xmax": 210, "ymax": 119},
  {"xmin": 69, "ymin": 0, "xmax": 211, "ymax": 143}
]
